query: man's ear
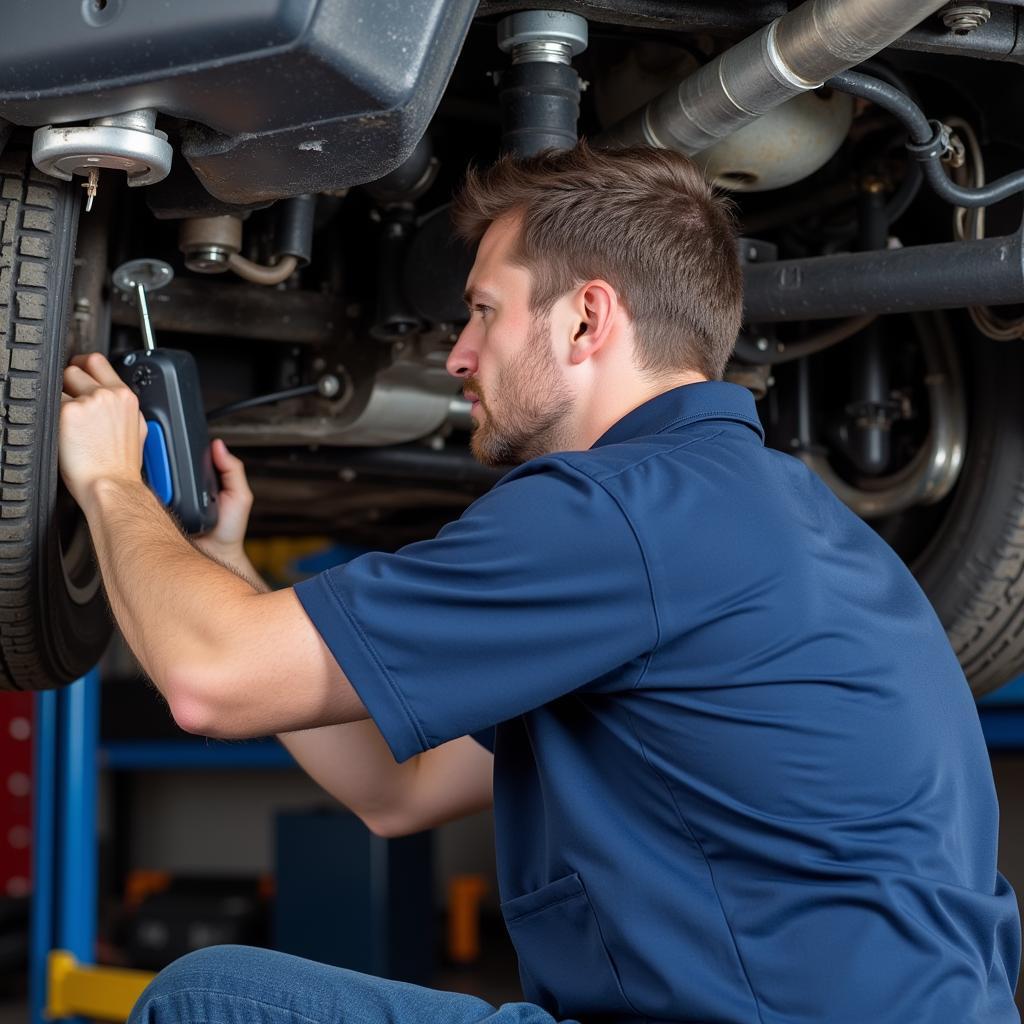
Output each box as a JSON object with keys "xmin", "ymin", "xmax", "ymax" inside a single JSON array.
[{"xmin": 569, "ymin": 280, "xmax": 618, "ymax": 365}]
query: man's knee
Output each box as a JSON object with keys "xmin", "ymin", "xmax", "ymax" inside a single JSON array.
[{"xmin": 129, "ymin": 945, "xmax": 261, "ymax": 1023}]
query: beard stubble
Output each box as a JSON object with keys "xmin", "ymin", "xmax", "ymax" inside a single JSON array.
[{"xmin": 467, "ymin": 317, "xmax": 575, "ymax": 467}]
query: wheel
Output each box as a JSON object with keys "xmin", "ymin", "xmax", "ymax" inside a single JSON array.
[
  {"xmin": 771, "ymin": 313, "xmax": 1024, "ymax": 697},
  {"xmin": 0, "ymin": 145, "xmax": 112, "ymax": 691},
  {"xmin": 912, "ymin": 332, "xmax": 1024, "ymax": 696}
]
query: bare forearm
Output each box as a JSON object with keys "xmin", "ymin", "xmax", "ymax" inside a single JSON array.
[
  {"xmin": 81, "ymin": 478, "xmax": 258, "ymax": 692},
  {"xmin": 280, "ymin": 726, "xmax": 494, "ymax": 837},
  {"xmin": 278, "ymin": 720, "xmax": 419, "ymax": 830},
  {"xmin": 193, "ymin": 540, "xmax": 270, "ymax": 594}
]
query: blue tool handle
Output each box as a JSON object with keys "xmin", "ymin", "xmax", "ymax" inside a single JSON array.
[{"xmin": 142, "ymin": 421, "xmax": 174, "ymax": 506}]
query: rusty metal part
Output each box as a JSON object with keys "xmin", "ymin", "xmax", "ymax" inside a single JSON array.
[
  {"xmin": 599, "ymin": 0, "xmax": 950, "ymax": 154},
  {"xmin": 178, "ymin": 215, "xmax": 243, "ymax": 273},
  {"xmin": 110, "ymin": 277, "xmax": 343, "ymax": 345}
]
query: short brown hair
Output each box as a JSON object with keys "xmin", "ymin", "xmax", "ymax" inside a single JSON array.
[{"xmin": 452, "ymin": 142, "xmax": 742, "ymax": 381}]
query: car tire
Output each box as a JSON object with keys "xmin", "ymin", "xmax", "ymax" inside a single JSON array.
[
  {"xmin": 0, "ymin": 146, "xmax": 112, "ymax": 691},
  {"xmin": 913, "ymin": 334, "xmax": 1024, "ymax": 696}
]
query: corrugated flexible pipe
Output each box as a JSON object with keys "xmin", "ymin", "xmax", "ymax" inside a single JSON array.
[{"xmin": 598, "ymin": 0, "xmax": 952, "ymax": 154}]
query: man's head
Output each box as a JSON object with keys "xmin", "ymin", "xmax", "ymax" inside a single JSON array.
[{"xmin": 448, "ymin": 142, "xmax": 742, "ymax": 466}]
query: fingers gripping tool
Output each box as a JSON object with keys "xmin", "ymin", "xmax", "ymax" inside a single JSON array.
[{"xmin": 111, "ymin": 259, "xmax": 219, "ymax": 534}]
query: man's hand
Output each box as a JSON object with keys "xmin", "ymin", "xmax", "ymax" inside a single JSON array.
[
  {"xmin": 194, "ymin": 440, "xmax": 253, "ymax": 564},
  {"xmin": 192, "ymin": 440, "xmax": 268, "ymax": 592},
  {"xmin": 59, "ymin": 353, "xmax": 147, "ymax": 512}
]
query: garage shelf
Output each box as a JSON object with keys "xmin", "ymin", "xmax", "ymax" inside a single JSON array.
[
  {"xmin": 978, "ymin": 711, "xmax": 1024, "ymax": 750},
  {"xmin": 100, "ymin": 738, "xmax": 295, "ymax": 770},
  {"xmin": 978, "ymin": 676, "xmax": 1024, "ymax": 749}
]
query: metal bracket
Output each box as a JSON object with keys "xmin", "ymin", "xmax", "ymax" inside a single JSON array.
[{"xmin": 32, "ymin": 110, "xmax": 172, "ymax": 188}]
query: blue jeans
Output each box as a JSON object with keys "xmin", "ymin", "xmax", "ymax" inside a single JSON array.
[{"xmin": 128, "ymin": 945, "xmax": 579, "ymax": 1024}]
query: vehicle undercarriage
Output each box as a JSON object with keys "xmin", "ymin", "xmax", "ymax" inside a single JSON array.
[{"xmin": 1, "ymin": 0, "xmax": 1023, "ymax": 694}]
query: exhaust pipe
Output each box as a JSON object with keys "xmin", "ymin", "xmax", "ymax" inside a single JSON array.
[{"xmin": 599, "ymin": 0, "xmax": 950, "ymax": 154}]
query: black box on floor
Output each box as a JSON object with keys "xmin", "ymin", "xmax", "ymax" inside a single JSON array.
[
  {"xmin": 273, "ymin": 809, "xmax": 434, "ymax": 984},
  {"xmin": 123, "ymin": 877, "xmax": 268, "ymax": 970}
]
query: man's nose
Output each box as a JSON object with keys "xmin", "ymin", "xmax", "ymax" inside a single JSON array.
[{"xmin": 446, "ymin": 325, "xmax": 478, "ymax": 379}]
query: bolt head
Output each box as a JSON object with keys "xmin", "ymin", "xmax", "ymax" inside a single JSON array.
[
  {"xmin": 317, "ymin": 374, "xmax": 341, "ymax": 398},
  {"xmin": 940, "ymin": 3, "xmax": 991, "ymax": 33}
]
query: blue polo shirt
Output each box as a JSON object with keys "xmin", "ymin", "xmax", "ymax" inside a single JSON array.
[{"xmin": 295, "ymin": 381, "xmax": 1020, "ymax": 1024}]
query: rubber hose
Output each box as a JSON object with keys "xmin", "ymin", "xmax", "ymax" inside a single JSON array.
[
  {"xmin": 227, "ymin": 253, "xmax": 298, "ymax": 285},
  {"xmin": 828, "ymin": 71, "xmax": 1024, "ymax": 209},
  {"xmin": 276, "ymin": 195, "xmax": 317, "ymax": 266}
]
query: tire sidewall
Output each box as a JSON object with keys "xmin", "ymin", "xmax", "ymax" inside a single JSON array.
[{"xmin": 912, "ymin": 331, "xmax": 1024, "ymax": 694}]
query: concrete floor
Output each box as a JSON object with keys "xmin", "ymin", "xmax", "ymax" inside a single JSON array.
[{"xmin": 0, "ymin": 1001, "xmax": 25, "ymax": 1024}]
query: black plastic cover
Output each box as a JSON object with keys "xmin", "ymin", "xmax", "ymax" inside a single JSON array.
[
  {"xmin": 0, "ymin": 0, "xmax": 477, "ymax": 204},
  {"xmin": 115, "ymin": 349, "xmax": 220, "ymax": 535}
]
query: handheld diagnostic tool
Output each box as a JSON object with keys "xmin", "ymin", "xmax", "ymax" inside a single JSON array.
[{"xmin": 111, "ymin": 259, "xmax": 219, "ymax": 535}]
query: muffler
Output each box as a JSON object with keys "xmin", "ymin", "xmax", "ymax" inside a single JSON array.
[{"xmin": 599, "ymin": 0, "xmax": 950, "ymax": 154}]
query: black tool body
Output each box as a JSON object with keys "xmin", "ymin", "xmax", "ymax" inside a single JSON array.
[{"xmin": 115, "ymin": 348, "xmax": 219, "ymax": 535}]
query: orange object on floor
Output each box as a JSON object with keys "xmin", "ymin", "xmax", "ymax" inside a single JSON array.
[
  {"xmin": 447, "ymin": 873, "xmax": 489, "ymax": 965},
  {"xmin": 125, "ymin": 869, "xmax": 172, "ymax": 908}
]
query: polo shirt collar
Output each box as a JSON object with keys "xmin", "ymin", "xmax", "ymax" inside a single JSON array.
[{"xmin": 592, "ymin": 380, "xmax": 765, "ymax": 448}]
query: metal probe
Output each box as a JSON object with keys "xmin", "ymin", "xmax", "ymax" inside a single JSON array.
[
  {"xmin": 134, "ymin": 281, "xmax": 155, "ymax": 352},
  {"xmin": 111, "ymin": 259, "xmax": 175, "ymax": 349}
]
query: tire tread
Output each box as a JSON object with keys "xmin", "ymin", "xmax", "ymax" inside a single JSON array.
[
  {"xmin": 0, "ymin": 155, "xmax": 71, "ymax": 689},
  {"xmin": 949, "ymin": 467, "xmax": 1024, "ymax": 692}
]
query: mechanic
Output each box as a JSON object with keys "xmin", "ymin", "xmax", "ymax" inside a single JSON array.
[{"xmin": 60, "ymin": 143, "xmax": 1020, "ymax": 1024}]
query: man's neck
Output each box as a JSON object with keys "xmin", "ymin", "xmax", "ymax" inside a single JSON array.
[{"xmin": 575, "ymin": 370, "xmax": 708, "ymax": 450}]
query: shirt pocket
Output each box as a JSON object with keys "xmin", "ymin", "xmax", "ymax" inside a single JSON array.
[{"xmin": 501, "ymin": 872, "xmax": 637, "ymax": 1020}]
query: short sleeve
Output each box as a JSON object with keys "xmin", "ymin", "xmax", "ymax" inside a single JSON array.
[
  {"xmin": 294, "ymin": 459, "xmax": 657, "ymax": 762},
  {"xmin": 470, "ymin": 728, "xmax": 496, "ymax": 754}
]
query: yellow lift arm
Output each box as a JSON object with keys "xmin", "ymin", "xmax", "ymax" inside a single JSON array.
[{"xmin": 47, "ymin": 951, "xmax": 156, "ymax": 1021}]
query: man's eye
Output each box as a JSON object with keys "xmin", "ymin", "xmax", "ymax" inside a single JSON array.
[{"xmin": 473, "ymin": 304, "xmax": 492, "ymax": 318}]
